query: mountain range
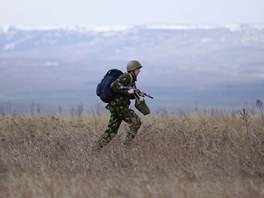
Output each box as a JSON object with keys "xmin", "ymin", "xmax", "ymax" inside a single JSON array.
[{"xmin": 0, "ymin": 24, "xmax": 264, "ymax": 113}]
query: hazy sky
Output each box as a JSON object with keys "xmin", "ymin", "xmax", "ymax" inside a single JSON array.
[{"xmin": 1, "ymin": 0, "xmax": 264, "ymax": 26}]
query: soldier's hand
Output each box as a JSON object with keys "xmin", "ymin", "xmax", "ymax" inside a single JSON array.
[
  {"xmin": 139, "ymin": 91, "xmax": 145, "ymax": 97},
  {"xmin": 128, "ymin": 89, "xmax": 135, "ymax": 94}
]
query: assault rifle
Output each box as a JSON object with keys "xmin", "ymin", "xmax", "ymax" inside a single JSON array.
[{"xmin": 118, "ymin": 84, "xmax": 154, "ymax": 99}]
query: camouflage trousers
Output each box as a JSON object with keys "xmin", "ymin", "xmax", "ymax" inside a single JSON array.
[{"xmin": 96, "ymin": 108, "xmax": 141, "ymax": 148}]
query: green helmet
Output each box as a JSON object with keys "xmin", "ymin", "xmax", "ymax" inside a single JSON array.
[{"xmin": 127, "ymin": 60, "xmax": 143, "ymax": 72}]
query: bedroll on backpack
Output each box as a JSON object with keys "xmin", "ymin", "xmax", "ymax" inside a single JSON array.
[{"xmin": 96, "ymin": 69, "xmax": 123, "ymax": 103}]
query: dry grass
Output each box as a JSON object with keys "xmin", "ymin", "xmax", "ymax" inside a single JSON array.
[{"xmin": 0, "ymin": 109, "xmax": 264, "ymax": 197}]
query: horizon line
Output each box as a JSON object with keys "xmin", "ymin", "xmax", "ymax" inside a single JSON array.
[{"xmin": 1, "ymin": 23, "xmax": 264, "ymax": 32}]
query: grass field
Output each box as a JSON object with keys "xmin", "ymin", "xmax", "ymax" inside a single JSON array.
[{"xmin": 0, "ymin": 107, "xmax": 264, "ymax": 197}]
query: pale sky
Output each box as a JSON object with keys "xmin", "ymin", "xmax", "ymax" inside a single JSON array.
[{"xmin": 1, "ymin": 0, "xmax": 264, "ymax": 27}]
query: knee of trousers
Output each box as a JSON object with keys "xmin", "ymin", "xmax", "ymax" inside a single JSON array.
[{"xmin": 134, "ymin": 118, "xmax": 142, "ymax": 130}]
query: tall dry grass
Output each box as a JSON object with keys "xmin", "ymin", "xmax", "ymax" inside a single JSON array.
[{"xmin": 0, "ymin": 108, "xmax": 264, "ymax": 197}]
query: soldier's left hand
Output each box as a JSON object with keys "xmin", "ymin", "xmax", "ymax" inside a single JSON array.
[{"xmin": 139, "ymin": 91, "xmax": 145, "ymax": 97}]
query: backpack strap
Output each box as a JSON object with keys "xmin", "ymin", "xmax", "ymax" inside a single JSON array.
[{"xmin": 127, "ymin": 72, "xmax": 134, "ymax": 88}]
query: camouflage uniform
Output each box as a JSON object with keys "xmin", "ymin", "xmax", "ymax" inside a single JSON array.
[{"xmin": 94, "ymin": 72, "xmax": 141, "ymax": 150}]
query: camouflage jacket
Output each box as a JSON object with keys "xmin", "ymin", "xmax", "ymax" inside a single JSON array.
[{"xmin": 107, "ymin": 72, "xmax": 137, "ymax": 111}]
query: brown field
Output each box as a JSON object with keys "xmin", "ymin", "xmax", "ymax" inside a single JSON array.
[{"xmin": 0, "ymin": 108, "xmax": 264, "ymax": 198}]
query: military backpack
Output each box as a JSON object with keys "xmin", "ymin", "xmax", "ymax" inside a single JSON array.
[{"xmin": 96, "ymin": 69, "xmax": 123, "ymax": 103}]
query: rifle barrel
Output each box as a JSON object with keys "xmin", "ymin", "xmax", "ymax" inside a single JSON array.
[{"xmin": 144, "ymin": 93, "xmax": 154, "ymax": 99}]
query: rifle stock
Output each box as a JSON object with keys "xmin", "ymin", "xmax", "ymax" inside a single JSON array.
[{"xmin": 118, "ymin": 84, "xmax": 154, "ymax": 99}]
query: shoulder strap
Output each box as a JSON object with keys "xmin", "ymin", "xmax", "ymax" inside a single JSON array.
[{"xmin": 127, "ymin": 72, "xmax": 134, "ymax": 87}]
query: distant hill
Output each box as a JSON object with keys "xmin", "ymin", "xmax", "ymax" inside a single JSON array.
[{"xmin": 1, "ymin": 24, "xmax": 264, "ymax": 113}]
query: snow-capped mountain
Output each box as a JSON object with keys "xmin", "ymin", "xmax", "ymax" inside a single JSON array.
[
  {"xmin": 1, "ymin": 24, "xmax": 264, "ymax": 58},
  {"xmin": 0, "ymin": 24, "xmax": 264, "ymax": 112}
]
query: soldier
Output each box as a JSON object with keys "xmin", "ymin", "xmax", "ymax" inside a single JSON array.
[{"xmin": 93, "ymin": 60, "xmax": 145, "ymax": 151}]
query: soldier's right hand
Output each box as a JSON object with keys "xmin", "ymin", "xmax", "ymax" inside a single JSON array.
[{"xmin": 128, "ymin": 89, "xmax": 135, "ymax": 94}]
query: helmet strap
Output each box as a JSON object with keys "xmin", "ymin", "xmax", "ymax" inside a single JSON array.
[{"xmin": 129, "ymin": 71, "xmax": 137, "ymax": 81}]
